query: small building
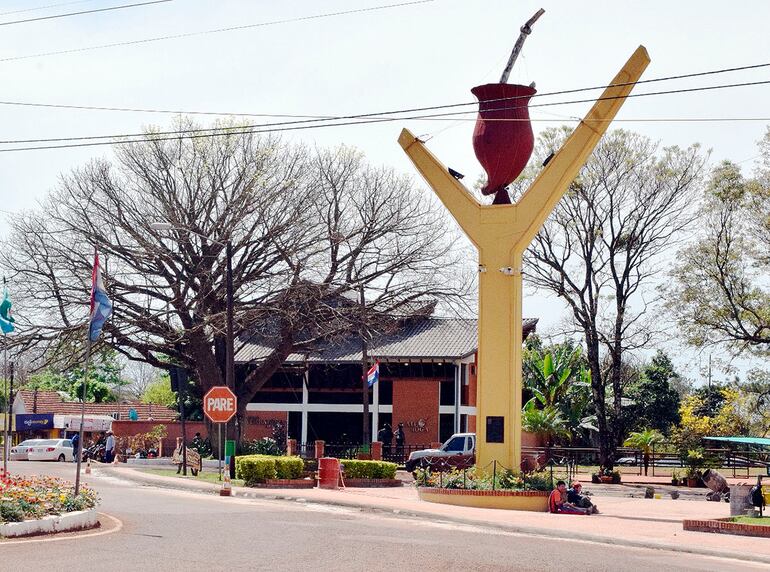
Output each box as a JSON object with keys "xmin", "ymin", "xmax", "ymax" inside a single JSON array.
[
  {"xmin": 11, "ymin": 390, "xmax": 177, "ymax": 442},
  {"xmin": 236, "ymin": 316, "xmax": 537, "ymax": 447}
]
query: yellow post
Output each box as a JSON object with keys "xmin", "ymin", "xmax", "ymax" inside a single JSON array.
[{"xmin": 399, "ymin": 46, "xmax": 650, "ymax": 472}]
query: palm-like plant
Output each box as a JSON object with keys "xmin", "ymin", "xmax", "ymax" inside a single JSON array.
[
  {"xmin": 521, "ymin": 402, "xmax": 570, "ymax": 447},
  {"xmin": 525, "ymin": 345, "xmax": 583, "ymax": 409},
  {"xmin": 623, "ymin": 428, "xmax": 664, "ymax": 476}
]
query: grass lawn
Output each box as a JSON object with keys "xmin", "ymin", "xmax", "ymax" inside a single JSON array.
[
  {"xmin": 730, "ymin": 516, "xmax": 770, "ymax": 526},
  {"xmin": 142, "ymin": 468, "xmax": 245, "ymax": 487}
]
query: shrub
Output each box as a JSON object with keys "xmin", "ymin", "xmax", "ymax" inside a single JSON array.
[
  {"xmin": 0, "ymin": 502, "xmax": 24, "ymax": 522},
  {"xmin": 272, "ymin": 456, "xmax": 304, "ymax": 479},
  {"xmin": 235, "ymin": 456, "xmax": 276, "ymax": 483},
  {"xmin": 235, "ymin": 455, "xmax": 304, "ymax": 483},
  {"xmin": 242, "ymin": 438, "xmax": 282, "ymax": 457},
  {"xmin": 340, "ymin": 459, "xmax": 397, "ymax": 479}
]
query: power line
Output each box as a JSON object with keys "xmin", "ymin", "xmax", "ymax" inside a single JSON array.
[
  {"xmin": 0, "ymin": 1, "xmax": 96, "ymax": 17},
  {"xmin": 0, "ymin": 76, "xmax": 768, "ymax": 148},
  {"xmin": 0, "ymin": 0, "xmax": 436, "ymax": 63},
  {"xmin": 0, "ymin": 0, "xmax": 172, "ymax": 27},
  {"xmin": 0, "ymin": 60, "xmax": 767, "ymax": 118}
]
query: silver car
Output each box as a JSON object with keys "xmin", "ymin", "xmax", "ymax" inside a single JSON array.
[{"xmin": 9, "ymin": 439, "xmax": 45, "ymax": 461}]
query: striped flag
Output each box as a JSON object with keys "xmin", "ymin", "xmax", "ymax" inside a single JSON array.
[
  {"xmin": 366, "ymin": 361, "xmax": 380, "ymax": 387},
  {"xmin": 88, "ymin": 251, "xmax": 112, "ymax": 342}
]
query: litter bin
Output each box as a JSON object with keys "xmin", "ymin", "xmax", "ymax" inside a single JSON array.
[
  {"xmin": 730, "ymin": 485, "xmax": 754, "ymax": 516},
  {"xmin": 317, "ymin": 457, "xmax": 340, "ymax": 490}
]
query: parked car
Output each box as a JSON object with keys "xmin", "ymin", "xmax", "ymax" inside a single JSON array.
[
  {"xmin": 9, "ymin": 439, "xmax": 45, "ymax": 461},
  {"xmin": 27, "ymin": 439, "xmax": 74, "ymax": 462},
  {"xmin": 405, "ymin": 433, "xmax": 476, "ymax": 473}
]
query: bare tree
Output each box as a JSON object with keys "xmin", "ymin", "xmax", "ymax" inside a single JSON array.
[
  {"xmin": 1, "ymin": 120, "xmax": 468, "ymax": 430},
  {"xmin": 524, "ymin": 127, "xmax": 706, "ymax": 468}
]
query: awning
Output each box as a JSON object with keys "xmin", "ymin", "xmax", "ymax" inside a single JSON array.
[{"xmin": 704, "ymin": 436, "xmax": 770, "ymax": 448}]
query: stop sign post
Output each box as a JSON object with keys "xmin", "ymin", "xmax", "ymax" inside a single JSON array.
[
  {"xmin": 204, "ymin": 386, "xmax": 237, "ymax": 423},
  {"xmin": 204, "ymin": 386, "xmax": 237, "ymax": 480}
]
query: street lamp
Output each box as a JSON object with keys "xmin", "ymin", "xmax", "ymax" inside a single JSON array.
[{"xmin": 149, "ymin": 221, "xmax": 236, "ymax": 451}]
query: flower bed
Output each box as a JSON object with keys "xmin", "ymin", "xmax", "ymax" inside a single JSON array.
[
  {"xmin": 0, "ymin": 474, "xmax": 99, "ymax": 525},
  {"xmin": 415, "ymin": 467, "xmax": 555, "ymax": 492},
  {"xmin": 683, "ymin": 517, "xmax": 770, "ymax": 538}
]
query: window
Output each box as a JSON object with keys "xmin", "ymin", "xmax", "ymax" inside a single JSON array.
[
  {"xmin": 62, "ymin": 440, "xmax": 73, "ymax": 448},
  {"xmin": 443, "ymin": 436, "xmax": 465, "ymax": 452}
]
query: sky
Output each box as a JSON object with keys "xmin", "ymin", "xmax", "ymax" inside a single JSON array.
[{"xmin": 0, "ymin": 0, "xmax": 768, "ymax": 383}]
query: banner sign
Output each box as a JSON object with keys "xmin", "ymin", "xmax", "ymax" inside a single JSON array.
[{"xmin": 16, "ymin": 413, "xmax": 54, "ymax": 431}]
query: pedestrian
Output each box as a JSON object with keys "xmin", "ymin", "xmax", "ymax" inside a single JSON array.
[
  {"xmin": 549, "ymin": 480, "xmax": 591, "ymax": 515},
  {"xmin": 104, "ymin": 431, "xmax": 115, "ymax": 464},
  {"xmin": 394, "ymin": 423, "xmax": 405, "ymax": 460},
  {"xmin": 377, "ymin": 423, "xmax": 393, "ymax": 458},
  {"xmin": 71, "ymin": 432, "xmax": 80, "ymax": 463},
  {"xmin": 567, "ymin": 481, "xmax": 598, "ymax": 514}
]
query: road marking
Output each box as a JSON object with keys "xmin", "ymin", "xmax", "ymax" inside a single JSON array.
[{"xmin": 0, "ymin": 512, "xmax": 123, "ymax": 545}]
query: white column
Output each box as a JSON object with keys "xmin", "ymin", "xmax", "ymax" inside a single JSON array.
[
  {"xmin": 454, "ymin": 363, "xmax": 462, "ymax": 433},
  {"xmin": 301, "ymin": 369, "xmax": 309, "ymax": 444},
  {"xmin": 372, "ymin": 377, "xmax": 380, "ymax": 443}
]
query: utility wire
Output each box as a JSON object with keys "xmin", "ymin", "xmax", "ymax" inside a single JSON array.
[
  {"xmin": 0, "ymin": 0, "xmax": 435, "ymax": 62},
  {"xmin": 0, "ymin": 76, "xmax": 768, "ymax": 148},
  {"xmin": 0, "ymin": 60, "xmax": 767, "ymax": 119},
  {"xmin": 0, "ymin": 1, "xmax": 96, "ymax": 17},
  {"xmin": 0, "ymin": 0, "xmax": 172, "ymax": 27}
]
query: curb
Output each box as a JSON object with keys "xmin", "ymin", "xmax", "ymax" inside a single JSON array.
[
  {"xmin": 0, "ymin": 509, "xmax": 98, "ymax": 538},
  {"xmin": 101, "ymin": 467, "xmax": 770, "ymax": 566}
]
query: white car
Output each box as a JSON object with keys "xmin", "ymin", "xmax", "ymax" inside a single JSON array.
[
  {"xmin": 405, "ymin": 433, "xmax": 476, "ymax": 472},
  {"xmin": 27, "ymin": 439, "xmax": 74, "ymax": 462},
  {"xmin": 9, "ymin": 439, "xmax": 45, "ymax": 461}
]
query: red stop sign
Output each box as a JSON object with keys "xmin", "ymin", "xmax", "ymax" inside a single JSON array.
[{"xmin": 203, "ymin": 386, "xmax": 237, "ymax": 423}]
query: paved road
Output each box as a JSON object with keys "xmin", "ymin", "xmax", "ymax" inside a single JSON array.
[{"xmin": 1, "ymin": 461, "xmax": 766, "ymax": 572}]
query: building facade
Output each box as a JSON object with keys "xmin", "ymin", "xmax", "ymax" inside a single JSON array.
[{"xmin": 236, "ymin": 317, "xmax": 537, "ymax": 447}]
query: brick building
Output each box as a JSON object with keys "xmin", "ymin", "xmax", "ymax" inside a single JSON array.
[{"xmin": 236, "ymin": 316, "xmax": 537, "ymax": 447}]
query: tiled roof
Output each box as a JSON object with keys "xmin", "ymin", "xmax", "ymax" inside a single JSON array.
[
  {"xmin": 236, "ymin": 317, "xmax": 538, "ymax": 364},
  {"xmin": 15, "ymin": 390, "xmax": 177, "ymax": 421}
]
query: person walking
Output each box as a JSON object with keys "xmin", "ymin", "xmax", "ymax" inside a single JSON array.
[
  {"xmin": 70, "ymin": 432, "xmax": 80, "ymax": 463},
  {"xmin": 104, "ymin": 431, "xmax": 115, "ymax": 464},
  {"xmin": 394, "ymin": 423, "xmax": 405, "ymax": 461}
]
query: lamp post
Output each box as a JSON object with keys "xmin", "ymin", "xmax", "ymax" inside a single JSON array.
[{"xmin": 149, "ymin": 222, "xmax": 235, "ymax": 442}]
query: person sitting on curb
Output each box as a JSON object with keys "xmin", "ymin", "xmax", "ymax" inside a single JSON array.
[
  {"xmin": 568, "ymin": 481, "xmax": 599, "ymax": 514},
  {"xmin": 549, "ymin": 480, "xmax": 592, "ymax": 515}
]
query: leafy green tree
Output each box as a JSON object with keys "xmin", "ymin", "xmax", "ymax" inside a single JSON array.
[
  {"xmin": 669, "ymin": 139, "xmax": 770, "ymax": 355},
  {"xmin": 623, "ymin": 428, "xmax": 664, "ymax": 476},
  {"xmin": 26, "ymin": 348, "xmax": 126, "ymax": 403},
  {"xmin": 141, "ymin": 375, "xmax": 177, "ymax": 407},
  {"xmin": 623, "ymin": 351, "xmax": 681, "ymax": 435}
]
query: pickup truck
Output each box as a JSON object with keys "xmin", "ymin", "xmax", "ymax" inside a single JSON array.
[{"xmin": 405, "ymin": 432, "xmax": 476, "ymax": 473}]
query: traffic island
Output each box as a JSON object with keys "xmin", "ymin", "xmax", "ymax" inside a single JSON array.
[
  {"xmin": 683, "ymin": 517, "xmax": 770, "ymax": 538},
  {"xmin": 0, "ymin": 509, "xmax": 99, "ymax": 538},
  {"xmin": 418, "ymin": 488, "xmax": 549, "ymax": 511}
]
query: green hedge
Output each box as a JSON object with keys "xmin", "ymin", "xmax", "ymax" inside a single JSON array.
[
  {"xmin": 235, "ymin": 455, "xmax": 304, "ymax": 483},
  {"xmin": 340, "ymin": 459, "xmax": 397, "ymax": 479}
]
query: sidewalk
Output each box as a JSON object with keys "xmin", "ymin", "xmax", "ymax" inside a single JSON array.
[{"xmin": 100, "ymin": 466, "xmax": 770, "ymax": 566}]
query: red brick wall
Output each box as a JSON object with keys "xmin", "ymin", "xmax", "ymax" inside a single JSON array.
[
  {"xmin": 392, "ymin": 377, "xmax": 439, "ymax": 445},
  {"xmin": 112, "ymin": 420, "xmax": 207, "ymax": 456},
  {"xmin": 241, "ymin": 412, "xmax": 288, "ymax": 441},
  {"xmin": 112, "ymin": 411, "xmax": 288, "ymax": 454}
]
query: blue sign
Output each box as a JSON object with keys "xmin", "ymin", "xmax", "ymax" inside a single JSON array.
[{"xmin": 16, "ymin": 414, "xmax": 54, "ymax": 431}]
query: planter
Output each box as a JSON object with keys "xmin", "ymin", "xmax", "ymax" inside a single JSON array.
[
  {"xmin": 687, "ymin": 477, "xmax": 698, "ymax": 488},
  {"xmin": 683, "ymin": 517, "xmax": 770, "ymax": 538},
  {"xmin": 671, "ymin": 479, "xmax": 680, "ymax": 486},
  {"xmin": 0, "ymin": 509, "xmax": 99, "ymax": 538},
  {"xmin": 343, "ymin": 478, "xmax": 402, "ymax": 488},
  {"xmin": 418, "ymin": 487, "xmax": 549, "ymax": 512},
  {"xmin": 599, "ymin": 476, "xmax": 614, "ymax": 484},
  {"xmin": 248, "ymin": 478, "xmax": 315, "ymax": 489}
]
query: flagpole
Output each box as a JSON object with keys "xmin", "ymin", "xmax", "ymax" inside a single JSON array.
[
  {"xmin": 2, "ymin": 332, "xmax": 7, "ymax": 476},
  {"xmin": 74, "ymin": 337, "xmax": 93, "ymax": 497}
]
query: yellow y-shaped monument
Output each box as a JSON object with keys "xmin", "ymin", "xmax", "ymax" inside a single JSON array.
[{"xmin": 399, "ymin": 46, "xmax": 650, "ymax": 472}]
